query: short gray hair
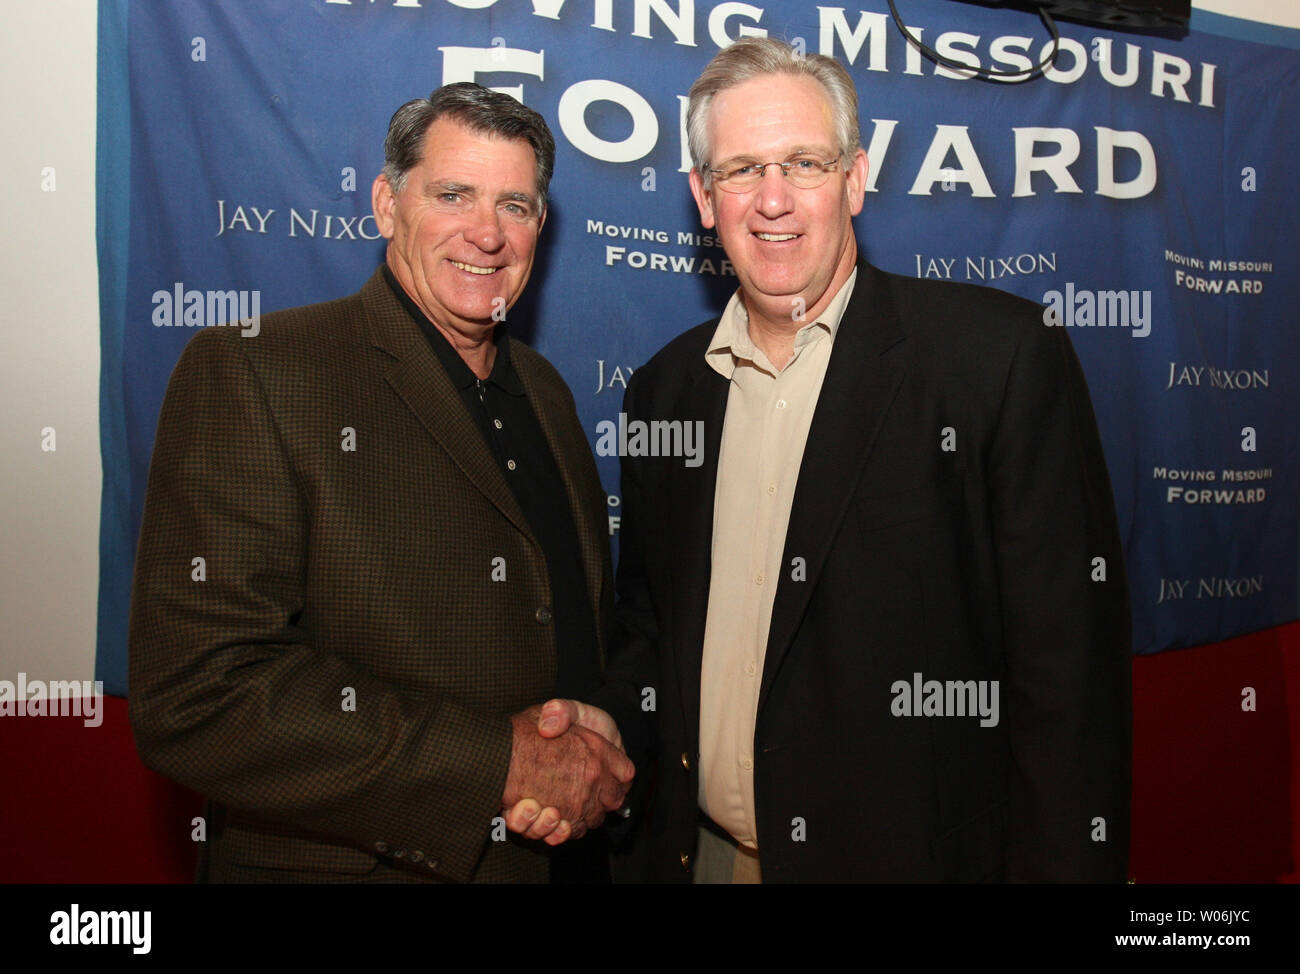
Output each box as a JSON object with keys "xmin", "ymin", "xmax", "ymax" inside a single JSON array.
[
  {"xmin": 687, "ymin": 38, "xmax": 861, "ymax": 186},
  {"xmin": 382, "ymin": 82, "xmax": 556, "ymax": 209}
]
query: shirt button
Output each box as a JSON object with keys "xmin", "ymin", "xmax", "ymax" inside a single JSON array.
[
  {"xmin": 507, "ymin": 459, "xmax": 517, "ymax": 471},
  {"xmin": 535, "ymin": 606, "xmax": 553, "ymax": 625},
  {"xmin": 766, "ymin": 483, "xmax": 776, "ymax": 495},
  {"xmin": 493, "ymin": 419, "xmax": 503, "ymax": 429},
  {"xmin": 741, "ymin": 757, "xmax": 754, "ymax": 771},
  {"xmin": 775, "ymin": 399, "xmax": 787, "ymax": 410},
  {"xmin": 755, "ymin": 572, "xmax": 765, "ymax": 585},
  {"xmin": 744, "ymin": 660, "xmax": 756, "ymax": 677}
]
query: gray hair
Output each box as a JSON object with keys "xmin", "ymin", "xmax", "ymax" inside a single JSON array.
[
  {"xmin": 687, "ymin": 37, "xmax": 861, "ymax": 186},
  {"xmin": 382, "ymin": 82, "xmax": 556, "ymax": 210}
]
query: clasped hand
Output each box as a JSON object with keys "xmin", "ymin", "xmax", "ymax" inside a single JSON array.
[{"xmin": 501, "ymin": 699, "xmax": 633, "ymax": 845}]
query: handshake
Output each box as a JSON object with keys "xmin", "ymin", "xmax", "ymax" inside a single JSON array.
[{"xmin": 500, "ymin": 699, "xmax": 635, "ymax": 845}]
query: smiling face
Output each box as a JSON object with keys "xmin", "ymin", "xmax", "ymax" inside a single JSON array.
[
  {"xmin": 689, "ymin": 73, "xmax": 868, "ymax": 333},
  {"xmin": 373, "ymin": 117, "xmax": 545, "ymax": 346}
]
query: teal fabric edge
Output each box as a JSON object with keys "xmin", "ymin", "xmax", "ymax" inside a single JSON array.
[
  {"xmin": 1191, "ymin": 9, "xmax": 1300, "ymax": 51},
  {"xmin": 95, "ymin": 0, "xmax": 133, "ymax": 697}
]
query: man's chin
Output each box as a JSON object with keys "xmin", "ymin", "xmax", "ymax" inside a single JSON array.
[
  {"xmin": 741, "ymin": 281, "xmax": 813, "ymax": 315},
  {"xmin": 739, "ymin": 263, "xmax": 811, "ymax": 293},
  {"xmin": 446, "ymin": 298, "xmax": 511, "ymax": 329}
]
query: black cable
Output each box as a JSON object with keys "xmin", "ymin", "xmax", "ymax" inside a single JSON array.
[{"xmin": 886, "ymin": 0, "xmax": 1061, "ymax": 82}]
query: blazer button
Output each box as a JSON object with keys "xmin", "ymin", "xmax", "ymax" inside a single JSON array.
[
  {"xmin": 393, "ymin": 849, "xmax": 407, "ymax": 860},
  {"xmin": 680, "ymin": 752, "xmax": 691, "ymax": 772},
  {"xmin": 373, "ymin": 841, "xmax": 389, "ymax": 855},
  {"xmin": 680, "ymin": 852, "xmax": 692, "ymax": 873},
  {"xmin": 535, "ymin": 606, "xmax": 553, "ymax": 625},
  {"xmin": 409, "ymin": 850, "xmax": 425, "ymax": 863}
]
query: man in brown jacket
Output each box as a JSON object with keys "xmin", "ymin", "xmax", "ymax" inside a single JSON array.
[{"xmin": 128, "ymin": 84, "xmax": 633, "ymax": 883}]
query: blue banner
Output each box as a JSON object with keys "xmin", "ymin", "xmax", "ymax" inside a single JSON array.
[{"xmin": 97, "ymin": 0, "xmax": 1300, "ymax": 693}]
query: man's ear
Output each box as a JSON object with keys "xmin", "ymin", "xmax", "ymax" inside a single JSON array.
[
  {"xmin": 845, "ymin": 148, "xmax": 869, "ymax": 217},
  {"xmin": 688, "ymin": 168, "xmax": 717, "ymax": 229},
  {"xmin": 537, "ymin": 204, "xmax": 547, "ymax": 234},
  {"xmin": 371, "ymin": 173, "xmax": 396, "ymax": 239}
]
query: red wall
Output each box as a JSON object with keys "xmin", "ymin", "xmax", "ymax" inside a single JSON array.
[
  {"xmin": 1131, "ymin": 620, "xmax": 1299, "ymax": 882},
  {"xmin": 3, "ymin": 620, "xmax": 1297, "ymax": 882}
]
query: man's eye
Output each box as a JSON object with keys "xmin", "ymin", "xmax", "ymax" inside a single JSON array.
[
  {"xmin": 729, "ymin": 164, "xmax": 758, "ymax": 179},
  {"xmin": 438, "ymin": 192, "xmax": 462, "ymax": 203},
  {"xmin": 790, "ymin": 157, "xmax": 819, "ymax": 171}
]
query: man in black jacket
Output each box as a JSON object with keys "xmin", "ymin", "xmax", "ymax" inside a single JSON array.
[{"xmin": 547, "ymin": 38, "xmax": 1131, "ymax": 883}]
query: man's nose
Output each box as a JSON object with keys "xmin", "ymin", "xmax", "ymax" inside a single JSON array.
[
  {"xmin": 753, "ymin": 165, "xmax": 795, "ymax": 218},
  {"xmin": 465, "ymin": 204, "xmax": 506, "ymax": 252}
]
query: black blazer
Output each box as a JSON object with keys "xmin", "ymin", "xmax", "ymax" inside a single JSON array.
[{"xmin": 606, "ymin": 259, "xmax": 1132, "ymax": 882}]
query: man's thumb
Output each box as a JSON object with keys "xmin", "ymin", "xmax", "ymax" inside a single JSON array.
[{"xmin": 537, "ymin": 698, "xmax": 576, "ymax": 737}]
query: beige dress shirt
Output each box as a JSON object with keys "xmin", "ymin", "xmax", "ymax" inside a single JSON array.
[{"xmin": 697, "ymin": 270, "xmax": 857, "ymax": 849}]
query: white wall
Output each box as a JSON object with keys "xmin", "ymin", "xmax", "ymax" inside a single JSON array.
[
  {"xmin": 0, "ymin": 2, "xmax": 101, "ymax": 685},
  {"xmin": 1200, "ymin": 0, "xmax": 1300, "ymax": 29},
  {"xmin": 0, "ymin": 0, "xmax": 1294, "ymax": 687}
]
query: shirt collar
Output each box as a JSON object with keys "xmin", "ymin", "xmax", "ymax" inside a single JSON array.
[
  {"xmin": 705, "ymin": 267, "xmax": 858, "ymax": 380},
  {"xmin": 383, "ymin": 265, "xmax": 523, "ymax": 396}
]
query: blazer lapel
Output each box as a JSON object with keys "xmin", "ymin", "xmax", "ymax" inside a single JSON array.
[
  {"xmin": 758, "ymin": 261, "xmax": 909, "ymax": 714},
  {"xmin": 358, "ymin": 269, "xmax": 533, "ymax": 541},
  {"xmin": 669, "ymin": 360, "xmax": 729, "ymax": 749},
  {"xmin": 515, "ymin": 358, "xmax": 610, "ymax": 664}
]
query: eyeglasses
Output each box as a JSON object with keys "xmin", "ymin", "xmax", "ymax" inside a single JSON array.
[{"xmin": 708, "ymin": 154, "xmax": 843, "ymax": 193}]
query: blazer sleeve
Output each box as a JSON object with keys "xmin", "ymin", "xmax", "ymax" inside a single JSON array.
[
  {"xmin": 986, "ymin": 320, "xmax": 1133, "ymax": 882},
  {"xmin": 128, "ymin": 327, "xmax": 510, "ymax": 883}
]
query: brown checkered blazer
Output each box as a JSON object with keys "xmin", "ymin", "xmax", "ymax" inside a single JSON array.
[{"xmin": 129, "ymin": 267, "xmax": 613, "ymax": 883}]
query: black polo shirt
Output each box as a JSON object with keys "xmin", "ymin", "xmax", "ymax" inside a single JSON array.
[{"xmin": 383, "ymin": 268, "xmax": 600, "ymax": 701}]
